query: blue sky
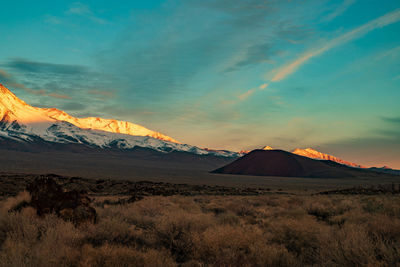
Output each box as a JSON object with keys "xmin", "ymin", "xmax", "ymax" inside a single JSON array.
[{"xmin": 1, "ymin": 0, "xmax": 399, "ymax": 167}]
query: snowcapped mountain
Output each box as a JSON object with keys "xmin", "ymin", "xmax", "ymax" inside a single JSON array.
[
  {"xmin": 262, "ymin": 146, "xmax": 274, "ymax": 150},
  {"xmin": 41, "ymin": 108, "xmax": 180, "ymax": 143},
  {"xmin": 239, "ymin": 146, "xmax": 274, "ymax": 154},
  {"xmin": 292, "ymin": 148, "xmax": 365, "ymax": 168},
  {"xmin": 0, "ymin": 84, "xmax": 239, "ymax": 157}
]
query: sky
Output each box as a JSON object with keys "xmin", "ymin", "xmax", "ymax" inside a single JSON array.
[{"xmin": 0, "ymin": 0, "xmax": 399, "ymax": 168}]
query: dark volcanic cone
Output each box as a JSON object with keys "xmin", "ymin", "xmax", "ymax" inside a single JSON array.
[{"xmin": 212, "ymin": 149, "xmax": 383, "ymax": 178}]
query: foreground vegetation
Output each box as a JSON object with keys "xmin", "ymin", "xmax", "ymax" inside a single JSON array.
[{"xmin": 1, "ymin": 191, "xmax": 400, "ymax": 266}]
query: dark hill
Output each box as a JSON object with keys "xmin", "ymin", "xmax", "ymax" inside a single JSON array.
[{"xmin": 212, "ymin": 149, "xmax": 387, "ymax": 178}]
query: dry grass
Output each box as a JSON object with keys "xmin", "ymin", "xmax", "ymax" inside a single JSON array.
[{"xmin": 1, "ymin": 193, "xmax": 400, "ymax": 266}]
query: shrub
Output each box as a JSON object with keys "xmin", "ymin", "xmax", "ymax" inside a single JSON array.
[
  {"xmin": 1, "ymin": 192, "xmax": 399, "ymax": 266},
  {"xmin": 80, "ymin": 244, "xmax": 176, "ymax": 267}
]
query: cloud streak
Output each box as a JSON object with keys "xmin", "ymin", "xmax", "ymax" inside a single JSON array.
[
  {"xmin": 269, "ymin": 8, "xmax": 400, "ymax": 82},
  {"xmin": 323, "ymin": 0, "xmax": 356, "ymax": 22},
  {"xmin": 4, "ymin": 59, "xmax": 89, "ymax": 75},
  {"xmin": 100, "ymin": 0, "xmax": 316, "ymax": 106},
  {"xmin": 67, "ymin": 2, "xmax": 107, "ymax": 24},
  {"xmin": 238, "ymin": 88, "xmax": 256, "ymax": 101},
  {"xmin": 0, "ymin": 59, "xmax": 116, "ymax": 110},
  {"xmin": 382, "ymin": 116, "xmax": 400, "ymax": 124},
  {"xmin": 0, "ymin": 69, "xmax": 71, "ymax": 99}
]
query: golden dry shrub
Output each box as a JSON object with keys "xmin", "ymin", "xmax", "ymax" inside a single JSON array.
[
  {"xmin": 320, "ymin": 224, "xmax": 381, "ymax": 266},
  {"xmin": 83, "ymin": 217, "xmax": 134, "ymax": 247},
  {"xmin": 154, "ymin": 210, "xmax": 214, "ymax": 262},
  {"xmin": 191, "ymin": 224, "xmax": 296, "ymax": 266},
  {"xmin": 80, "ymin": 244, "xmax": 176, "ymax": 267},
  {"xmin": 268, "ymin": 216, "xmax": 331, "ymax": 265},
  {"xmin": 0, "ymin": 191, "xmax": 30, "ymax": 214},
  {"xmin": 1, "ymin": 192, "xmax": 400, "ymax": 266},
  {"xmin": 0, "ymin": 209, "xmax": 83, "ymax": 267}
]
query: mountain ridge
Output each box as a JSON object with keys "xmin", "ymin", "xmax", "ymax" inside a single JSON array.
[
  {"xmin": 258, "ymin": 145, "xmax": 364, "ymax": 168},
  {"xmin": 292, "ymin": 147, "xmax": 365, "ymax": 168},
  {"xmin": 0, "ymin": 84, "xmax": 239, "ymax": 157},
  {"xmin": 0, "ymin": 84, "xmax": 179, "ymax": 143}
]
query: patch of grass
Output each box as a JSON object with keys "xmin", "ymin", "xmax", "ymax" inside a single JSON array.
[{"xmin": 1, "ymin": 193, "xmax": 400, "ymax": 266}]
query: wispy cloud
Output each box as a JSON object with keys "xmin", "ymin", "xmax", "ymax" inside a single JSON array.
[
  {"xmin": 269, "ymin": 8, "xmax": 400, "ymax": 82},
  {"xmin": 323, "ymin": 0, "xmax": 356, "ymax": 22},
  {"xmin": 5, "ymin": 58, "xmax": 89, "ymax": 75},
  {"xmin": 374, "ymin": 45, "xmax": 400, "ymax": 60},
  {"xmin": 67, "ymin": 2, "xmax": 107, "ymax": 24},
  {"xmin": 235, "ymin": 9, "xmax": 400, "ymax": 105},
  {"xmin": 44, "ymin": 15, "xmax": 62, "ymax": 25},
  {"xmin": 100, "ymin": 0, "xmax": 317, "ymax": 105},
  {"xmin": 238, "ymin": 88, "xmax": 256, "ymax": 101},
  {"xmin": 0, "ymin": 59, "xmax": 114, "ymax": 105},
  {"xmin": 0, "ymin": 69, "xmax": 11, "ymax": 79},
  {"xmin": 48, "ymin": 93, "xmax": 72, "ymax": 99},
  {"xmin": 68, "ymin": 2, "xmax": 91, "ymax": 15},
  {"xmin": 0, "ymin": 70, "xmax": 71, "ymax": 100},
  {"xmin": 236, "ymin": 83, "xmax": 269, "ymax": 103},
  {"xmin": 382, "ymin": 116, "xmax": 400, "ymax": 124},
  {"xmin": 270, "ymin": 52, "xmax": 314, "ymax": 82},
  {"xmin": 89, "ymin": 89, "xmax": 116, "ymax": 100},
  {"xmin": 225, "ymin": 42, "xmax": 275, "ymax": 72}
]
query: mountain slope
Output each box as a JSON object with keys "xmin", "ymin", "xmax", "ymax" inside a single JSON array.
[
  {"xmin": 42, "ymin": 108, "xmax": 180, "ymax": 143},
  {"xmin": 292, "ymin": 148, "xmax": 365, "ymax": 168},
  {"xmin": 212, "ymin": 149, "xmax": 384, "ymax": 178},
  {"xmin": 0, "ymin": 84, "xmax": 239, "ymax": 157},
  {"xmin": 0, "ymin": 84, "xmax": 178, "ymax": 142}
]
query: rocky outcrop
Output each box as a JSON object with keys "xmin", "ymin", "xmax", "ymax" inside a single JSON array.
[{"xmin": 26, "ymin": 176, "xmax": 97, "ymax": 225}]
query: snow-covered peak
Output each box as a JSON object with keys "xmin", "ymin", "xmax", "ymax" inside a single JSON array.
[
  {"xmin": 262, "ymin": 146, "xmax": 275, "ymax": 150},
  {"xmin": 0, "ymin": 84, "xmax": 178, "ymax": 143},
  {"xmin": 0, "ymin": 83, "xmax": 12, "ymax": 94},
  {"xmin": 292, "ymin": 147, "xmax": 365, "ymax": 168},
  {"xmin": 41, "ymin": 108, "xmax": 180, "ymax": 143},
  {"xmin": 0, "ymin": 84, "xmax": 53, "ymax": 125},
  {"xmin": 0, "ymin": 84, "xmax": 27, "ymax": 107},
  {"xmin": 0, "ymin": 84, "xmax": 240, "ymax": 157}
]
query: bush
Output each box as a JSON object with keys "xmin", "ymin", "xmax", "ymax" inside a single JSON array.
[{"xmin": 1, "ymin": 193, "xmax": 399, "ymax": 266}]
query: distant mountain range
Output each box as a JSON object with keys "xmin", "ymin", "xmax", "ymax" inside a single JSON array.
[
  {"xmin": 0, "ymin": 83, "xmax": 398, "ymax": 177},
  {"xmin": 0, "ymin": 84, "xmax": 239, "ymax": 158},
  {"xmin": 212, "ymin": 149, "xmax": 399, "ymax": 178}
]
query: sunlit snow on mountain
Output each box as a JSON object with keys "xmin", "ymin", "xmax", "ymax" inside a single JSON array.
[{"xmin": 0, "ymin": 84, "xmax": 239, "ymax": 157}]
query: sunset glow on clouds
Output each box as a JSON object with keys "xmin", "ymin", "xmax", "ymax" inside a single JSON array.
[{"xmin": 0, "ymin": 0, "xmax": 399, "ymax": 167}]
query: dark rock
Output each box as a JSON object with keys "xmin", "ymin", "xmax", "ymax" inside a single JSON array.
[
  {"xmin": 9, "ymin": 200, "xmax": 30, "ymax": 213},
  {"xmin": 26, "ymin": 176, "xmax": 97, "ymax": 225},
  {"xmin": 127, "ymin": 193, "xmax": 144, "ymax": 203}
]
